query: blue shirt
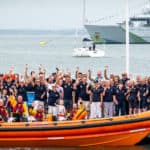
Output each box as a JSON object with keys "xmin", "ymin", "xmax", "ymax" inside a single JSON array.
[
  {"xmin": 48, "ymin": 90, "xmax": 59, "ymax": 106},
  {"xmin": 91, "ymin": 86, "xmax": 104, "ymax": 102},
  {"xmin": 103, "ymin": 87, "xmax": 115, "ymax": 102},
  {"xmin": 77, "ymin": 82, "xmax": 90, "ymax": 101},
  {"xmin": 128, "ymin": 86, "xmax": 139, "ymax": 101},
  {"xmin": 34, "ymin": 84, "xmax": 46, "ymax": 101},
  {"xmin": 115, "ymin": 87, "xmax": 127, "ymax": 102},
  {"xmin": 62, "ymin": 83, "xmax": 73, "ymax": 100},
  {"xmin": 139, "ymin": 84, "xmax": 148, "ymax": 99}
]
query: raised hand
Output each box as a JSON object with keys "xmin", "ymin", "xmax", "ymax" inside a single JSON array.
[
  {"xmin": 9, "ymin": 65, "xmax": 14, "ymax": 74},
  {"xmin": 66, "ymin": 68, "xmax": 70, "ymax": 72},
  {"xmin": 76, "ymin": 66, "xmax": 79, "ymax": 72},
  {"xmin": 25, "ymin": 64, "xmax": 28, "ymax": 70},
  {"xmin": 88, "ymin": 69, "xmax": 92, "ymax": 73},
  {"xmin": 39, "ymin": 64, "xmax": 42, "ymax": 70},
  {"xmin": 104, "ymin": 66, "xmax": 108, "ymax": 71}
]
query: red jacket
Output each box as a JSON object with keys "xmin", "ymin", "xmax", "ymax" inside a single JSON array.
[
  {"xmin": 13, "ymin": 102, "xmax": 24, "ymax": 114},
  {"xmin": 35, "ymin": 111, "xmax": 43, "ymax": 121},
  {"xmin": 0, "ymin": 106, "xmax": 8, "ymax": 119}
]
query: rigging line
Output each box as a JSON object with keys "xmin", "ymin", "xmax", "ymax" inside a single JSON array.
[{"xmin": 86, "ymin": 0, "xmax": 148, "ymax": 24}]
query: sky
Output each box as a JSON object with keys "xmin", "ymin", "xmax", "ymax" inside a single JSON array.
[{"xmin": 0, "ymin": 0, "xmax": 148, "ymax": 30}]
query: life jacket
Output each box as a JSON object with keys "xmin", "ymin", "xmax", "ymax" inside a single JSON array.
[
  {"xmin": 28, "ymin": 107, "xmax": 36, "ymax": 116},
  {"xmin": 13, "ymin": 102, "xmax": 24, "ymax": 114},
  {"xmin": 47, "ymin": 114, "xmax": 53, "ymax": 121},
  {"xmin": 3, "ymin": 74, "xmax": 16, "ymax": 81},
  {"xmin": 9, "ymin": 95, "xmax": 17, "ymax": 108},
  {"xmin": 35, "ymin": 111, "xmax": 44, "ymax": 121},
  {"xmin": 73, "ymin": 105, "xmax": 87, "ymax": 120},
  {"xmin": 0, "ymin": 106, "xmax": 8, "ymax": 120},
  {"xmin": 23, "ymin": 102, "xmax": 28, "ymax": 117}
]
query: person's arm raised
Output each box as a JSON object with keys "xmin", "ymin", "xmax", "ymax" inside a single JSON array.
[
  {"xmin": 104, "ymin": 66, "xmax": 109, "ymax": 80},
  {"xmin": 75, "ymin": 66, "xmax": 79, "ymax": 79},
  {"xmin": 88, "ymin": 69, "xmax": 95, "ymax": 82}
]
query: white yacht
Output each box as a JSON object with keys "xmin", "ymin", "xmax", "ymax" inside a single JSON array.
[{"xmin": 72, "ymin": 44, "xmax": 105, "ymax": 57}]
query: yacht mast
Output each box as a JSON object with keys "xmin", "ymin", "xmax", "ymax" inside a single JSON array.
[
  {"xmin": 125, "ymin": 0, "xmax": 130, "ymax": 75},
  {"xmin": 83, "ymin": 0, "xmax": 86, "ymax": 25}
]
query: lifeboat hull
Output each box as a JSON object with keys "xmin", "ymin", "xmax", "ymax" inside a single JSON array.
[
  {"xmin": 0, "ymin": 129, "xmax": 148, "ymax": 147},
  {"xmin": 0, "ymin": 111, "xmax": 150, "ymax": 147}
]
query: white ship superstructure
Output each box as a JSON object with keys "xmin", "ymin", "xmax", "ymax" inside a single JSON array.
[{"xmin": 85, "ymin": 4, "xmax": 150, "ymax": 44}]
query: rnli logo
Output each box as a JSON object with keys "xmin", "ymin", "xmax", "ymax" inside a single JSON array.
[{"xmin": 116, "ymin": 89, "xmax": 119, "ymax": 94}]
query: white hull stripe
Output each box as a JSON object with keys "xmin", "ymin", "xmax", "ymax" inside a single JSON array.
[
  {"xmin": 48, "ymin": 137, "xmax": 64, "ymax": 140},
  {"xmin": 129, "ymin": 128, "xmax": 146, "ymax": 133}
]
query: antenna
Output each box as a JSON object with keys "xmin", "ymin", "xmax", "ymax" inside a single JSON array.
[{"xmin": 125, "ymin": 0, "xmax": 130, "ymax": 75}]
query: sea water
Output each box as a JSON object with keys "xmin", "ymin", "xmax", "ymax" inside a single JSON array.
[
  {"xmin": 0, "ymin": 30, "xmax": 149, "ymax": 78},
  {"xmin": 0, "ymin": 30, "xmax": 150, "ymax": 150}
]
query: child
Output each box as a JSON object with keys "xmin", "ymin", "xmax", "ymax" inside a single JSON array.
[
  {"xmin": 71, "ymin": 103, "xmax": 78, "ymax": 120},
  {"xmin": 28, "ymin": 105, "xmax": 36, "ymax": 122},
  {"xmin": 35, "ymin": 105, "xmax": 44, "ymax": 121},
  {"xmin": 57, "ymin": 99, "xmax": 66, "ymax": 121}
]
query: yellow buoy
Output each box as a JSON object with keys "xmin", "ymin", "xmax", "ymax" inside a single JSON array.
[{"xmin": 39, "ymin": 41, "xmax": 47, "ymax": 46}]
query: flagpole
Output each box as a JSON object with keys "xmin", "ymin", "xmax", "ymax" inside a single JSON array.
[{"xmin": 125, "ymin": 0, "xmax": 130, "ymax": 75}]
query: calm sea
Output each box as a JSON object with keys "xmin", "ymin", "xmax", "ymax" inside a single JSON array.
[
  {"xmin": 0, "ymin": 30, "xmax": 150, "ymax": 149},
  {"xmin": 0, "ymin": 30, "xmax": 149, "ymax": 78}
]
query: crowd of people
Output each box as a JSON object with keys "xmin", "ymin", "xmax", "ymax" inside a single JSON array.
[{"xmin": 0, "ymin": 64, "xmax": 150, "ymax": 122}]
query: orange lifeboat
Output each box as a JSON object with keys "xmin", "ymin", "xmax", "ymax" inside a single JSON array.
[{"xmin": 0, "ymin": 111, "xmax": 150, "ymax": 147}]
